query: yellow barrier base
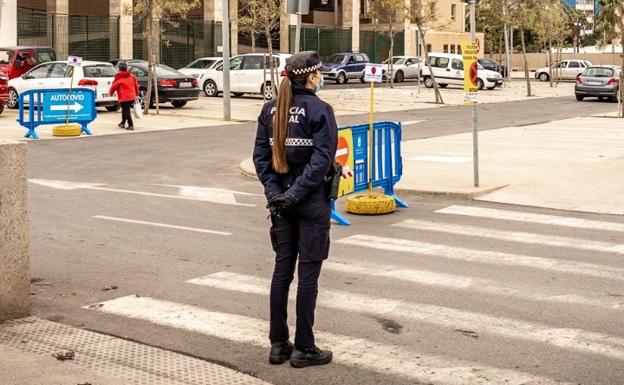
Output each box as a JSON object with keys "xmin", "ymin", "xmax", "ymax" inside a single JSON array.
[
  {"xmin": 345, "ymin": 193, "xmax": 396, "ymax": 215},
  {"xmin": 52, "ymin": 124, "xmax": 82, "ymax": 137}
]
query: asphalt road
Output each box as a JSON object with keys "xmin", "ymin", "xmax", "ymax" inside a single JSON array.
[{"xmin": 25, "ymin": 95, "xmax": 624, "ymax": 385}]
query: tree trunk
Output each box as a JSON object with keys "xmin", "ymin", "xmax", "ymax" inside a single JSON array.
[
  {"xmin": 620, "ymin": 28, "xmax": 624, "ymax": 118},
  {"xmin": 389, "ymin": 31, "xmax": 394, "ymax": 89},
  {"xmin": 521, "ymin": 28, "xmax": 531, "ymax": 97},
  {"xmin": 266, "ymin": 25, "xmax": 276, "ymax": 101},
  {"xmin": 418, "ymin": 27, "xmax": 443, "ymax": 104},
  {"xmin": 502, "ymin": 0, "xmax": 511, "ymax": 83},
  {"xmin": 548, "ymin": 35, "xmax": 553, "ymax": 88},
  {"xmin": 251, "ymin": 31, "xmax": 256, "ymax": 53},
  {"xmin": 144, "ymin": 3, "xmax": 154, "ymax": 115}
]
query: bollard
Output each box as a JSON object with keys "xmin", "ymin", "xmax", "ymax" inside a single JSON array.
[{"xmin": 0, "ymin": 141, "xmax": 31, "ymax": 321}]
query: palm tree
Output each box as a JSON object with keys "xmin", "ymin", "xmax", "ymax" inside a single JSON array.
[{"xmin": 596, "ymin": 0, "xmax": 624, "ymax": 117}]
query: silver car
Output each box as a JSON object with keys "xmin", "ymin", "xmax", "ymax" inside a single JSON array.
[{"xmin": 575, "ymin": 65, "xmax": 621, "ymax": 102}]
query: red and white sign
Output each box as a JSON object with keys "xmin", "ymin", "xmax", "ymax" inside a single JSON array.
[
  {"xmin": 336, "ymin": 137, "xmax": 350, "ymax": 165},
  {"xmin": 364, "ymin": 64, "xmax": 383, "ymax": 83},
  {"xmin": 67, "ymin": 56, "xmax": 83, "ymax": 67}
]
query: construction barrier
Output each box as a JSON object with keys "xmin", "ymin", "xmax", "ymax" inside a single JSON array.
[
  {"xmin": 332, "ymin": 121, "xmax": 408, "ymax": 226},
  {"xmin": 17, "ymin": 88, "xmax": 96, "ymax": 139}
]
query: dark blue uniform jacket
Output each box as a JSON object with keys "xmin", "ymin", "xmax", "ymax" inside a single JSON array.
[{"xmin": 253, "ymin": 84, "xmax": 338, "ymax": 202}]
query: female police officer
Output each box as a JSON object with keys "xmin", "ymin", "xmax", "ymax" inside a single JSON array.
[{"xmin": 252, "ymin": 51, "xmax": 337, "ymax": 368}]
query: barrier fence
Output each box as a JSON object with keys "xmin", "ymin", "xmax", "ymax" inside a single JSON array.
[{"xmin": 332, "ymin": 121, "xmax": 408, "ymax": 226}]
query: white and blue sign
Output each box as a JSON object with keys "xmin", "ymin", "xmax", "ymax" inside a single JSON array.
[{"xmin": 17, "ymin": 88, "xmax": 96, "ymax": 139}]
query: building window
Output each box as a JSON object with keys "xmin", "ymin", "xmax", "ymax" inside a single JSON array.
[
  {"xmin": 427, "ymin": 44, "xmax": 432, "ymax": 53},
  {"xmin": 443, "ymin": 44, "xmax": 449, "ymax": 53},
  {"xmin": 451, "ymin": 4, "xmax": 456, "ymax": 20},
  {"xmin": 450, "ymin": 44, "xmax": 456, "ymax": 54}
]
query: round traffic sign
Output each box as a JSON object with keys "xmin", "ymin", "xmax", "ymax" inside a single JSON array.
[
  {"xmin": 371, "ymin": 66, "xmax": 377, "ymax": 75},
  {"xmin": 469, "ymin": 62, "xmax": 478, "ymax": 87},
  {"xmin": 336, "ymin": 137, "xmax": 350, "ymax": 165}
]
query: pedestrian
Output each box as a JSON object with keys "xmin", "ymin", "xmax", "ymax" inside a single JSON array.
[
  {"xmin": 109, "ymin": 61, "xmax": 139, "ymax": 131},
  {"xmin": 252, "ymin": 51, "xmax": 338, "ymax": 368}
]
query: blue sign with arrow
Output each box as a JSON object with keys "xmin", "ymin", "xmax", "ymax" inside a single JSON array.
[{"xmin": 17, "ymin": 88, "xmax": 97, "ymax": 139}]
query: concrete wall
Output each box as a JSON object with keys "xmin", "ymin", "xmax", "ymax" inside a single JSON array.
[
  {"xmin": 0, "ymin": 141, "xmax": 30, "ymax": 321},
  {"xmin": 0, "ymin": 0, "xmax": 18, "ymax": 47}
]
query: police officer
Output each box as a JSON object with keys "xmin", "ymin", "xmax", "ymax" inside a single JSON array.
[{"xmin": 252, "ymin": 51, "xmax": 337, "ymax": 368}]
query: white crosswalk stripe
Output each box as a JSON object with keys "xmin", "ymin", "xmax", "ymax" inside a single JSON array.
[
  {"xmin": 337, "ymin": 234, "xmax": 624, "ymax": 281},
  {"xmin": 187, "ymin": 272, "xmax": 624, "ymax": 361},
  {"xmin": 392, "ymin": 219, "xmax": 624, "ymax": 254},
  {"xmin": 322, "ymin": 260, "xmax": 624, "ymax": 310},
  {"xmin": 436, "ymin": 205, "xmax": 624, "ymax": 233},
  {"xmin": 85, "ymin": 295, "xmax": 572, "ymax": 385}
]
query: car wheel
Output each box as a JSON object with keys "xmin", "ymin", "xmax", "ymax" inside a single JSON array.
[
  {"xmin": 138, "ymin": 89, "xmax": 154, "ymax": 109},
  {"xmin": 477, "ymin": 79, "xmax": 485, "ymax": 90},
  {"xmin": 487, "ymin": 86, "xmax": 496, "ymax": 90},
  {"xmin": 233, "ymin": 92, "xmax": 245, "ymax": 97},
  {"xmin": 423, "ymin": 76, "xmax": 433, "ymax": 88},
  {"xmin": 7, "ymin": 88, "xmax": 18, "ymax": 109},
  {"xmin": 360, "ymin": 74, "xmax": 365, "ymax": 83},
  {"xmin": 0, "ymin": 104, "xmax": 4, "ymax": 115},
  {"xmin": 439, "ymin": 84, "xmax": 448, "ymax": 88},
  {"xmin": 262, "ymin": 83, "xmax": 275, "ymax": 100},
  {"xmin": 171, "ymin": 100, "xmax": 187, "ymax": 108},
  {"xmin": 539, "ymin": 73, "xmax": 549, "ymax": 82},
  {"xmin": 576, "ymin": 95, "xmax": 584, "ymax": 102},
  {"xmin": 611, "ymin": 96, "xmax": 618, "ymax": 103},
  {"xmin": 203, "ymin": 80, "xmax": 218, "ymax": 97},
  {"xmin": 337, "ymin": 72, "xmax": 347, "ymax": 84},
  {"xmin": 395, "ymin": 71, "xmax": 404, "ymax": 83},
  {"xmin": 105, "ymin": 105, "xmax": 121, "ymax": 112}
]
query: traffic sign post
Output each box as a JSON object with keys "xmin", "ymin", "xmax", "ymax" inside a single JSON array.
[
  {"xmin": 17, "ymin": 88, "xmax": 96, "ymax": 139},
  {"xmin": 364, "ymin": 64, "xmax": 382, "ymax": 194},
  {"xmin": 287, "ymin": 0, "xmax": 310, "ymax": 54},
  {"xmin": 469, "ymin": 0, "xmax": 479, "ymax": 188}
]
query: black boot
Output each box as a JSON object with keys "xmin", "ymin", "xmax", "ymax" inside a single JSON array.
[
  {"xmin": 118, "ymin": 122, "xmax": 125, "ymax": 129},
  {"xmin": 290, "ymin": 346, "xmax": 332, "ymax": 368},
  {"xmin": 126, "ymin": 125, "xmax": 134, "ymax": 131},
  {"xmin": 269, "ymin": 341, "xmax": 294, "ymax": 365}
]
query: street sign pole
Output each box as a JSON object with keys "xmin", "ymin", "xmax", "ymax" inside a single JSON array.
[
  {"xmin": 222, "ymin": 0, "xmax": 231, "ymax": 121},
  {"xmin": 470, "ymin": 0, "xmax": 479, "ymax": 187},
  {"xmin": 295, "ymin": 12, "xmax": 302, "ymax": 53}
]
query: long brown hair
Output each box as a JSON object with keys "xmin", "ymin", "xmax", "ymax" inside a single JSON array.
[{"xmin": 272, "ymin": 72, "xmax": 309, "ymax": 173}]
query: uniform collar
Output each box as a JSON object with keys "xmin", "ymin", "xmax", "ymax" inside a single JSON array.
[{"xmin": 292, "ymin": 83, "xmax": 317, "ymax": 97}]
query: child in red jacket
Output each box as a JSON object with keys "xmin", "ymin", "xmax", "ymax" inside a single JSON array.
[{"xmin": 109, "ymin": 61, "xmax": 139, "ymax": 130}]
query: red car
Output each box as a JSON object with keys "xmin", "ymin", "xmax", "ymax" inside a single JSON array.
[
  {"xmin": 0, "ymin": 68, "xmax": 8, "ymax": 115},
  {"xmin": 0, "ymin": 46, "xmax": 56, "ymax": 80}
]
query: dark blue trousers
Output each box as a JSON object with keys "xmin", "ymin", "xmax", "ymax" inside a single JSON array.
[{"xmin": 268, "ymin": 189, "xmax": 331, "ymax": 349}]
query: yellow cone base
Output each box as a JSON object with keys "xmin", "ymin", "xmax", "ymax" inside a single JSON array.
[
  {"xmin": 345, "ymin": 193, "xmax": 396, "ymax": 215},
  {"xmin": 53, "ymin": 124, "xmax": 82, "ymax": 137}
]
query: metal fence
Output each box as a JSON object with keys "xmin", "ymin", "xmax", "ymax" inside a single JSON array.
[
  {"xmin": 17, "ymin": 8, "xmax": 119, "ymax": 61},
  {"xmin": 289, "ymin": 26, "xmax": 352, "ymax": 60},
  {"xmin": 360, "ymin": 30, "xmax": 405, "ymax": 63}
]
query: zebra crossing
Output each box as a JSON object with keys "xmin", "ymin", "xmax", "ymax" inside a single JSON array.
[{"xmin": 85, "ymin": 204, "xmax": 624, "ymax": 385}]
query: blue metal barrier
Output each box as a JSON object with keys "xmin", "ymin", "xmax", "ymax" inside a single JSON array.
[
  {"xmin": 332, "ymin": 121, "xmax": 408, "ymax": 226},
  {"xmin": 17, "ymin": 88, "xmax": 96, "ymax": 139}
]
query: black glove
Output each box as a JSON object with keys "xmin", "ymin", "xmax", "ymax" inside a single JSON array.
[{"xmin": 267, "ymin": 193, "xmax": 297, "ymax": 217}]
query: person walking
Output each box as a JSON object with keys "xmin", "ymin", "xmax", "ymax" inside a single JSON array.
[
  {"xmin": 109, "ymin": 61, "xmax": 139, "ymax": 131},
  {"xmin": 253, "ymin": 51, "xmax": 338, "ymax": 369}
]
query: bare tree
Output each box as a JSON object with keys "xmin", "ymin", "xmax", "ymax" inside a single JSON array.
[
  {"xmin": 597, "ymin": 0, "xmax": 624, "ymax": 117},
  {"xmin": 368, "ymin": 0, "xmax": 406, "ymax": 88},
  {"xmin": 409, "ymin": 0, "xmax": 444, "ymax": 104},
  {"xmin": 506, "ymin": 1, "xmax": 536, "ymax": 96},
  {"xmin": 133, "ymin": 0, "xmax": 200, "ymax": 114}
]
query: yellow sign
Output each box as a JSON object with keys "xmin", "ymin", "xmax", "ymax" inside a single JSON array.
[
  {"xmin": 461, "ymin": 41, "xmax": 478, "ymax": 106},
  {"xmin": 336, "ymin": 129, "xmax": 355, "ymax": 197}
]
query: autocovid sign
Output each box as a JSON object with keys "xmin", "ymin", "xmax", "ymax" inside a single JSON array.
[{"xmin": 461, "ymin": 41, "xmax": 478, "ymax": 106}]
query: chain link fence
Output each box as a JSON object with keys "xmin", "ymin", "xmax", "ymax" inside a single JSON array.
[
  {"xmin": 289, "ymin": 26, "xmax": 352, "ymax": 60},
  {"xmin": 360, "ymin": 30, "xmax": 405, "ymax": 63}
]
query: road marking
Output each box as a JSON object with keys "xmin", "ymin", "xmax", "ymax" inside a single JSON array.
[
  {"xmin": 188, "ymin": 272, "xmax": 624, "ymax": 361},
  {"xmin": 93, "ymin": 216, "xmax": 232, "ymax": 236},
  {"xmin": 436, "ymin": 205, "xmax": 624, "ymax": 233},
  {"xmin": 337, "ymin": 235, "xmax": 624, "ymax": 281},
  {"xmin": 402, "ymin": 120, "xmax": 423, "ymax": 126},
  {"xmin": 153, "ymin": 184, "xmax": 262, "ymax": 206},
  {"xmin": 408, "ymin": 155, "xmax": 472, "ymax": 163},
  {"xmin": 86, "ymin": 295, "xmax": 570, "ymax": 385},
  {"xmin": 322, "ymin": 260, "xmax": 624, "ymax": 310},
  {"xmin": 29, "ymin": 179, "xmax": 255, "ymax": 207},
  {"xmin": 393, "ymin": 219, "xmax": 624, "ymax": 254}
]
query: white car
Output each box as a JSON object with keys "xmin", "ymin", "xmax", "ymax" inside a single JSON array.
[
  {"xmin": 420, "ymin": 52, "xmax": 503, "ymax": 90},
  {"xmin": 199, "ymin": 53, "xmax": 292, "ymax": 99},
  {"xmin": 535, "ymin": 60, "xmax": 592, "ymax": 82},
  {"xmin": 382, "ymin": 56, "xmax": 422, "ymax": 83},
  {"xmin": 177, "ymin": 57, "xmax": 222, "ymax": 79},
  {"xmin": 8, "ymin": 60, "xmax": 119, "ymax": 110}
]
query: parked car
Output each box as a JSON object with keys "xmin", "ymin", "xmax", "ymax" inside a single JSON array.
[
  {"xmin": 198, "ymin": 53, "xmax": 291, "ymax": 99},
  {"xmin": 322, "ymin": 52, "xmax": 370, "ymax": 84},
  {"xmin": 110, "ymin": 58, "xmax": 148, "ymax": 67},
  {"xmin": 7, "ymin": 60, "xmax": 119, "ymax": 110},
  {"xmin": 126, "ymin": 62, "xmax": 200, "ymax": 108},
  {"xmin": 0, "ymin": 68, "xmax": 8, "ymax": 115},
  {"xmin": 421, "ymin": 53, "xmax": 504, "ymax": 90},
  {"xmin": 381, "ymin": 56, "xmax": 422, "ymax": 83},
  {"xmin": 535, "ymin": 60, "xmax": 592, "ymax": 82},
  {"xmin": 477, "ymin": 58, "xmax": 508, "ymax": 77},
  {"xmin": 575, "ymin": 65, "xmax": 621, "ymax": 102},
  {"xmin": 0, "ymin": 46, "xmax": 56, "ymax": 80},
  {"xmin": 178, "ymin": 57, "xmax": 222, "ymax": 78}
]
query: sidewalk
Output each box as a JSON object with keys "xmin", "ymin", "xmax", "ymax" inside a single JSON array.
[
  {"xmin": 240, "ymin": 115, "xmax": 624, "ymax": 216},
  {"xmin": 0, "ymin": 316, "xmax": 270, "ymax": 385}
]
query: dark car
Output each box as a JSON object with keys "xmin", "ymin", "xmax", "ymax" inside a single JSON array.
[
  {"xmin": 575, "ymin": 65, "xmax": 621, "ymax": 102},
  {"xmin": 478, "ymin": 58, "xmax": 508, "ymax": 77},
  {"xmin": 0, "ymin": 46, "xmax": 56, "ymax": 80},
  {"xmin": 110, "ymin": 58, "xmax": 148, "ymax": 67},
  {"xmin": 322, "ymin": 52, "xmax": 370, "ymax": 84},
  {"xmin": 126, "ymin": 62, "xmax": 200, "ymax": 108},
  {"xmin": 0, "ymin": 68, "xmax": 8, "ymax": 115}
]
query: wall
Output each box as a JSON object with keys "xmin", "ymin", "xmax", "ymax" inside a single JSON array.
[
  {"xmin": 488, "ymin": 52, "xmax": 624, "ymax": 71},
  {"xmin": 424, "ymin": 31, "xmax": 485, "ymax": 58},
  {"xmin": 1, "ymin": 0, "xmax": 18, "ymax": 46},
  {"xmin": 436, "ymin": 0, "xmax": 465, "ymax": 34}
]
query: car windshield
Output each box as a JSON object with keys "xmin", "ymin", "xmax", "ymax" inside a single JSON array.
[
  {"xmin": 0, "ymin": 49, "xmax": 14, "ymax": 65},
  {"xmin": 326, "ymin": 55, "xmax": 346, "ymax": 64},
  {"xmin": 155, "ymin": 64, "xmax": 182, "ymax": 77},
  {"xmin": 583, "ymin": 67, "xmax": 614, "ymax": 78},
  {"xmin": 83, "ymin": 64, "xmax": 117, "ymax": 78},
  {"xmin": 383, "ymin": 58, "xmax": 405, "ymax": 65}
]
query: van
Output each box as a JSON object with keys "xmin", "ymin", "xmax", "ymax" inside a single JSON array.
[{"xmin": 421, "ymin": 52, "xmax": 503, "ymax": 90}]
